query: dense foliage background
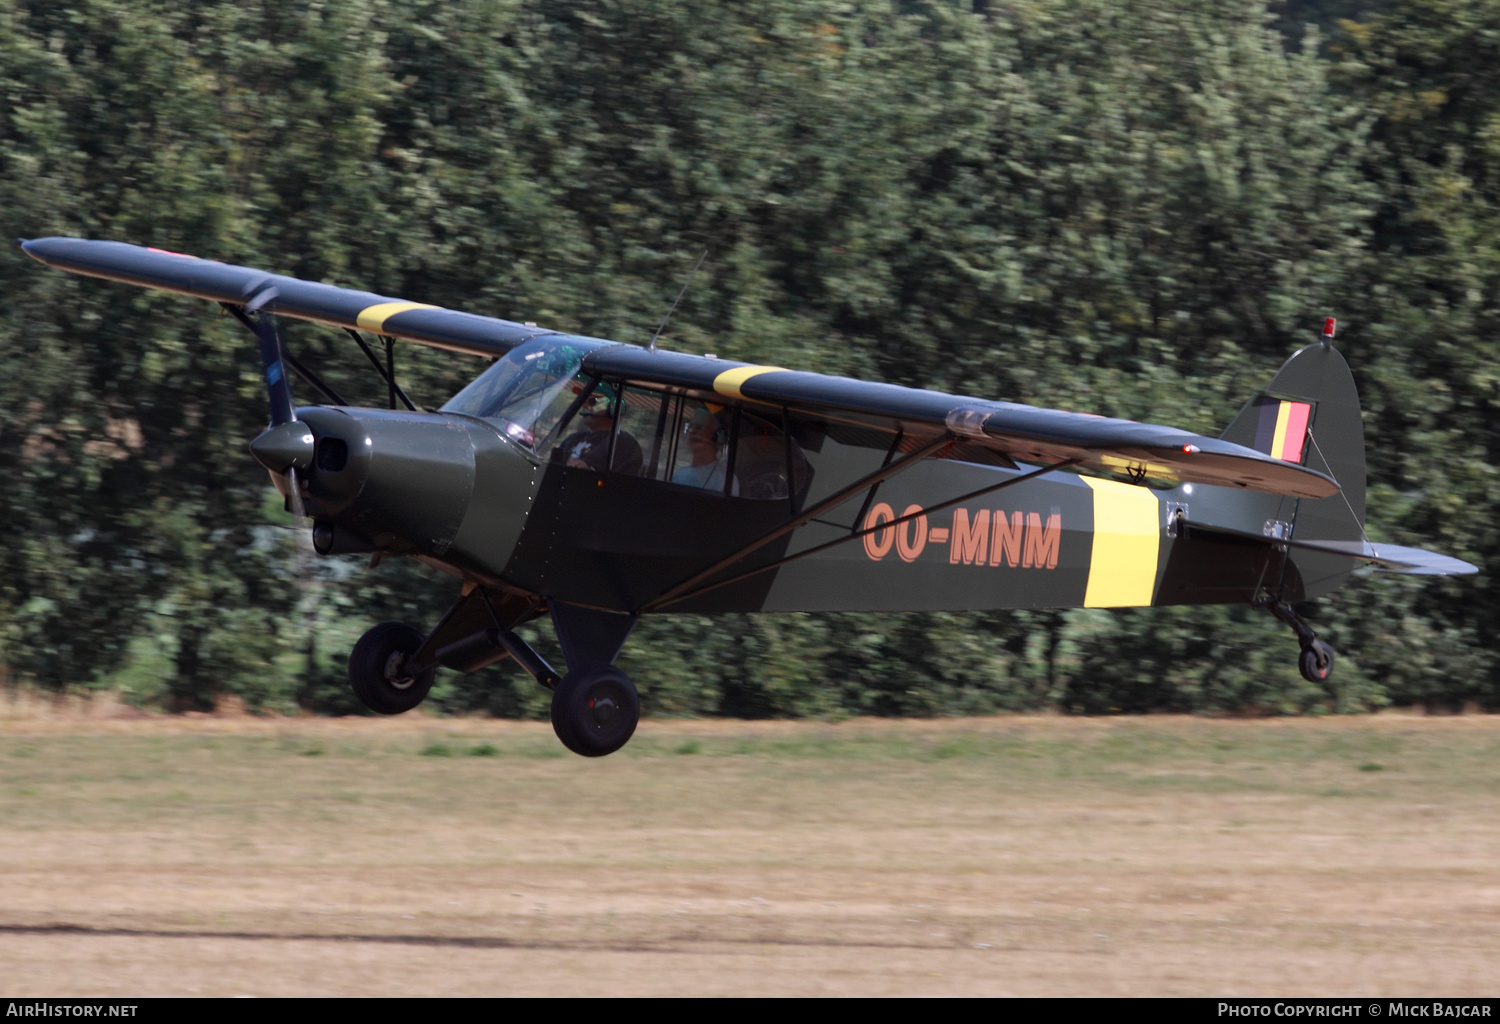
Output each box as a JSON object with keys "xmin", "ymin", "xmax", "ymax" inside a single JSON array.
[{"xmin": 0, "ymin": 0, "xmax": 1492, "ymax": 716}]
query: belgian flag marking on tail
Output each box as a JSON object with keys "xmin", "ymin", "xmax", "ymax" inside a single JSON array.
[
  {"xmin": 1251, "ymin": 397, "xmax": 1312, "ymax": 463},
  {"xmin": 1082, "ymin": 478, "xmax": 1161, "ymax": 608}
]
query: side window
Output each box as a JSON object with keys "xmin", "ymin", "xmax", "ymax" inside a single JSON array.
[
  {"xmin": 586, "ymin": 386, "xmax": 810, "ymax": 499},
  {"xmin": 668, "ymin": 402, "xmax": 735, "ymax": 493},
  {"xmin": 735, "ymin": 413, "xmax": 810, "ymax": 500},
  {"xmin": 618, "ymin": 390, "xmax": 737, "ymax": 493},
  {"xmin": 619, "ymin": 387, "xmax": 673, "ymax": 479},
  {"xmin": 546, "ymin": 383, "xmax": 646, "ymax": 475}
]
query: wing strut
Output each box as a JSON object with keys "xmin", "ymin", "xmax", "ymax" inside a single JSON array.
[
  {"xmin": 281, "ymin": 349, "xmax": 348, "ymax": 407},
  {"xmin": 849, "ymin": 428, "xmax": 904, "ymax": 536},
  {"xmin": 342, "ymin": 328, "xmax": 418, "ymax": 412}
]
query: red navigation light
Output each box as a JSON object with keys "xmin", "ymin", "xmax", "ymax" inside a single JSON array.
[
  {"xmin": 1322, "ymin": 317, "xmax": 1337, "ymax": 339},
  {"xmin": 1182, "ymin": 444, "xmax": 1200, "ymax": 454}
]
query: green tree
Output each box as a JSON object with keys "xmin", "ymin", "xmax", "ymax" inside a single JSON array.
[{"xmin": 0, "ymin": 0, "xmax": 1487, "ymax": 717}]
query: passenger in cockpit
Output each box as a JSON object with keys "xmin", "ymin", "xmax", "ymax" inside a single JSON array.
[{"xmin": 672, "ymin": 407, "xmax": 738, "ymax": 494}]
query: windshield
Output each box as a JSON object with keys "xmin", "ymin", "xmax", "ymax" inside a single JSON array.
[{"xmin": 441, "ymin": 337, "xmax": 608, "ymax": 449}]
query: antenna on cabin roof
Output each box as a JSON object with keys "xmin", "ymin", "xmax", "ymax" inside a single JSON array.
[{"xmin": 648, "ymin": 248, "xmax": 708, "ymax": 353}]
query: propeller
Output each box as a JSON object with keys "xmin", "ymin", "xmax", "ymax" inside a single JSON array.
[
  {"xmin": 241, "ymin": 286, "xmax": 317, "ymax": 581},
  {"xmin": 244, "ymin": 285, "xmax": 296, "ymax": 426}
]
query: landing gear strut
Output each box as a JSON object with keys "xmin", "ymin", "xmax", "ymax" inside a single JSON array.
[
  {"xmin": 346, "ymin": 591, "xmax": 641, "ymax": 755},
  {"xmin": 1258, "ymin": 599, "xmax": 1335, "ymax": 684}
]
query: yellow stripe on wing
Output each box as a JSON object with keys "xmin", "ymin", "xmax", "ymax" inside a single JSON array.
[
  {"xmin": 1082, "ymin": 477, "xmax": 1162, "ymax": 608},
  {"xmin": 713, "ymin": 365, "xmax": 787, "ymax": 400},
  {"xmin": 356, "ymin": 301, "xmax": 440, "ymax": 333}
]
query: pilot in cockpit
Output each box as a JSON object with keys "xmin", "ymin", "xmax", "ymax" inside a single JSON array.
[
  {"xmin": 672, "ymin": 407, "xmax": 739, "ymax": 494},
  {"xmin": 559, "ymin": 389, "xmax": 643, "ymax": 475}
]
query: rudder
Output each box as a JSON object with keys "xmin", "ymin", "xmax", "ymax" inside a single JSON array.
[{"xmin": 1220, "ymin": 327, "xmax": 1366, "ymax": 599}]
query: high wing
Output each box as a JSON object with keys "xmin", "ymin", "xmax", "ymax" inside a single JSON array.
[
  {"xmin": 19, "ymin": 236, "xmax": 551, "ymax": 358},
  {"xmin": 581, "ymin": 347, "xmax": 1340, "ymax": 498},
  {"xmin": 20, "ymin": 235, "xmax": 1338, "ymax": 498}
]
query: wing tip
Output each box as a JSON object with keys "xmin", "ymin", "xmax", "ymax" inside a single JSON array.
[{"xmin": 1374, "ymin": 556, "xmax": 1480, "ymax": 576}]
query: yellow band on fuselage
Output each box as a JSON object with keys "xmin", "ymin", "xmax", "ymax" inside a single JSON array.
[
  {"xmin": 356, "ymin": 301, "xmax": 440, "ymax": 333},
  {"xmin": 713, "ymin": 365, "xmax": 787, "ymax": 400},
  {"xmin": 1082, "ymin": 477, "xmax": 1161, "ymax": 608}
]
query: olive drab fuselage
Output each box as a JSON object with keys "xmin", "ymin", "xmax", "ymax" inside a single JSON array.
[{"xmin": 291, "ymin": 401, "xmax": 1317, "ymax": 617}]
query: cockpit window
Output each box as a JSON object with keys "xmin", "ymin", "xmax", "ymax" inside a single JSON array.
[
  {"xmin": 548, "ymin": 383, "xmax": 642, "ymax": 474},
  {"xmin": 549, "ymin": 384, "xmax": 811, "ymax": 500},
  {"xmin": 668, "ymin": 403, "xmax": 738, "ymax": 494},
  {"xmin": 441, "ymin": 337, "xmax": 607, "ymax": 449}
]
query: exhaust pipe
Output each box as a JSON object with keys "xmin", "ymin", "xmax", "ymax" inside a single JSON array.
[{"xmin": 311, "ymin": 522, "xmax": 376, "ymax": 555}]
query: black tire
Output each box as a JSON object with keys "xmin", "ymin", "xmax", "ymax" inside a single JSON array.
[
  {"xmin": 550, "ymin": 666, "xmax": 640, "ymax": 757},
  {"xmin": 349, "ymin": 621, "xmax": 436, "ymax": 714},
  {"xmin": 549, "ymin": 682, "xmax": 578, "ymax": 752},
  {"xmin": 1299, "ymin": 639, "xmax": 1335, "ymax": 684}
]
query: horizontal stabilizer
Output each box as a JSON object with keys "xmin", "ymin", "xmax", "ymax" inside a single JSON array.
[{"xmin": 1183, "ymin": 521, "xmax": 1477, "ymax": 576}]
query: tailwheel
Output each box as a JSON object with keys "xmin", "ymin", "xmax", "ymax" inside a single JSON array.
[
  {"xmin": 1299, "ymin": 639, "xmax": 1335, "ymax": 684},
  {"xmin": 349, "ymin": 621, "xmax": 436, "ymax": 714},
  {"xmin": 550, "ymin": 666, "xmax": 640, "ymax": 757},
  {"xmin": 1258, "ymin": 599, "xmax": 1337, "ymax": 686}
]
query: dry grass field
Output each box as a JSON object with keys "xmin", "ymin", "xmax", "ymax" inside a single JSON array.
[{"xmin": 1, "ymin": 693, "xmax": 1498, "ymax": 996}]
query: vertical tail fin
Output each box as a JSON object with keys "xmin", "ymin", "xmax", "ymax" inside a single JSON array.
[{"xmin": 1220, "ymin": 326, "xmax": 1366, "ymax": 599}]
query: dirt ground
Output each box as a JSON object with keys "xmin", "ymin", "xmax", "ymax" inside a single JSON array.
[{"xmin": 1, "ymin": 695, "xmax": 1498, "ymax": 996}]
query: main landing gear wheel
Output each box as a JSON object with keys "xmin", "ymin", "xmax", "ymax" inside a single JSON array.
[
  {"xmin": 550, "ymin": 666, "xmax": 640, "ymax": 757},
  {"xmin": 1299, "ymin": 639, "xmax": 1335, "ymax": 684},
  {"xmin": 349, "ymin": 621, "xmax": 436, "ymax": 714}
]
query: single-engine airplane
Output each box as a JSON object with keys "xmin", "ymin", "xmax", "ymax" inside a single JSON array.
[{"xmin": 18, "ymin": 237, "xmax": 1477, "ymax": 755}]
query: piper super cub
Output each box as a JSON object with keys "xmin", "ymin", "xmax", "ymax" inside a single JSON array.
[{"xmin": 18, "ymin": 237, "xmax": 1477, "ymax": 755}]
